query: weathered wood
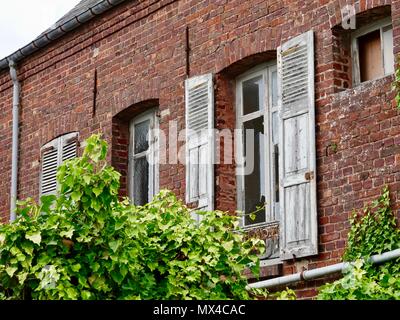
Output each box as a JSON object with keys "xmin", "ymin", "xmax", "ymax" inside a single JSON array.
[
  {"xmin": 185, "ymin": 74, "xmax": 214, "ymax": 213},
  {"xmin": 278, "ymin": 30, "xmax": 318, "ymax": 260}
]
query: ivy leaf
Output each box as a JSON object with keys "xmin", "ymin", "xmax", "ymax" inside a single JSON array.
[
  {"xmin": 71, "ymin": 264, "xmax": 81, "ymax": 272},
  {"xmin": 93, "ymin": 187, "xmax": 103, "ymax": 197},
  {"xmin": 83, "ymin": 175, "xmax": 91, "ymax": 185},
  {"xmin": 60, "ymin": 228, "xmax": 74, "ymax": 239},
  {"xmin": 40, "ymin": 195, "xmax": 57, "ymax": 214},
  {"xmin": 6, "ymin": 267, "xmax": 18, "ymax": 277},
  {"xmin": 109, "ymin": 240, "xmax": 121, "ymax": 253},
  {"xmin": 91, "ymin": 199, "xmax": 101, "ymax": 212},
  {"xmin": 17, "ymin": 272, "xmax": 28, "ymax": 284},
  {"xmin": 25, "ymin": 231, "xmax": 42, "ymax": 245},
  {"xmin": 71, "ymin": 191, "xmax": 82, "ymax": 202},
  {"xmin": 111, "ymin": 270, "xmax": 124, "ymax": 284},
  {"xmin": 0, "ymin": 233, "xmax": 5, "ymax": 244},
  {"xmin": 222, "ymin": 241, "xmax": 234, "ymax": 252},
  {"xmin": 81, "ymin": 290, "xmax": 92, "ymax": 300}
]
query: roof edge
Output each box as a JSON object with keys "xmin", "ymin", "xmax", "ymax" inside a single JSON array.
[{"xmin": 0, "ymin": 0, "xmax": 129, "ymax": 70}]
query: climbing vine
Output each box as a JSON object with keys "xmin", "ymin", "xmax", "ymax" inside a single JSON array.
[
  {"xmin": 0, "ymin": 134, "xmax": 269, "ymax": 300},
  {"xmin": 318, "ymin": 187, "xmax": 400, "ymax": 300}
]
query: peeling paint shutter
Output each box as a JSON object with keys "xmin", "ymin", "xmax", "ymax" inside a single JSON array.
[
  {"xmin": 277, "ymin": 31, "xmax": 318, "ymax": 259},
  {"xmin": 185, "ymin": 74, "xmax": 214, "ymax": 220}
]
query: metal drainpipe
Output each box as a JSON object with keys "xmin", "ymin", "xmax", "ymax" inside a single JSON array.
[
  {"xmin": 247, "ymin": 248, "xmax": 400, "ymax": 290},
  {"xmin": 9, "ymin": 60, "xmax": 20, "ymax": 222}
]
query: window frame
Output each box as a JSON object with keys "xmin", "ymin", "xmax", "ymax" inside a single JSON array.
[
  {"xmin": 128, "ymin": 109, "xmax": 159, "ymax": 205},
  {"xmin": 351, "ymin": 17, "xmax": 394, "ymax": 85},
  {"xmin": 235, "ymin": 62, "xmax": 279, "ymax": 230}
]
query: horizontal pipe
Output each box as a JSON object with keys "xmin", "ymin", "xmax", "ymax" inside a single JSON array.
[
  {"xmin": 0, "ymin": 0, "xmax": 128, "ymax": 70},
  {"xmin": 247, "ymin": 248, "xmax": 400, "ymax": 290}
]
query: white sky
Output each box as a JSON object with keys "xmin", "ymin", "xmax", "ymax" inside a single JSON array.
[{"xmin": 0, "ymin": 0, "xmax": 82, "ymax": 59}]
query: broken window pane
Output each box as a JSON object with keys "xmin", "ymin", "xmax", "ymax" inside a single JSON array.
[
  {"xmin": 133, "ymin": 156, "xmax": 149, "ymax": 206},
  {"xmin": 242, "ymin": 75, "xmax": 263, "ymax": 115},
  {"xmin": 243, "ymin": 116, "xmax": 266, "ymax": 226}
]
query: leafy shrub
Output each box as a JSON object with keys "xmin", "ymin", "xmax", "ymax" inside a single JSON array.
[
  {"xmin": 0, "ymin": 134, "xmax": 266, "ymax": 300},
  {"xmin": 318, "ymin": 187, "xmax": 400, "ymax": 300},
  {"xmin": 274, "ymin": 288, "xmax": 297, "ymax": 300}
]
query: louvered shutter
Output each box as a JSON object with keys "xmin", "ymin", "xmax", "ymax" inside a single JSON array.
[
  {"xmin": 40, "ymin": 133, "xmax": 78, "ymax": 197},
  {"xmin": 185, "ymin": 74, "xmax": 214, "ymax": 219},
  {"xmin": 40, "ymin": 142, "xmax": 59, "ymax": 196},
  {"xmin": 277, "ymin": 30, "xmax": 318, "ymax": 259},
  {"xmin": 62, "ymin": 134, "xmax": 78, "ymax": 162}
]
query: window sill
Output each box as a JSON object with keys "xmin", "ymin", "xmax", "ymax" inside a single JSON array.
[
  {"xmin": 260, "ymin": 258, "xmax": 282, "ymax": 268},
  {"xmin": 332, "ymin": 73, "xmax": 394, "ymax": 102},
  {"xmin": 241, "ymin": 221, "xmax": 279, "ymax": 231},
  {"xmin": 353, "ymin": 72, "xmax": 394, "ymax": 88}
]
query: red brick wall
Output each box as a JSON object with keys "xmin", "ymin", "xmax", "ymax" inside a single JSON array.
[{"xmin": 0, "ymin": 0, "xmax": 399, "ymax": 298}]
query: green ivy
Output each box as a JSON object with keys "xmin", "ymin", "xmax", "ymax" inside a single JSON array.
[
  {"xmin": 0, "ymin": 134, "xmax": 268, "ymax": 300},
  {"xmin": 318, "ymin": 187, "xmax": 400, "ymax": 300}
]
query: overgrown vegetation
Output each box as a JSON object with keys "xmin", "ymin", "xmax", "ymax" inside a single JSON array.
[
  {"xmin": 318, "ymin": 187, "xmax": 400, "ymax": 300},
  {"xmin": 0, "ymin": 134, "xmax": 269, "ymax": 300}
]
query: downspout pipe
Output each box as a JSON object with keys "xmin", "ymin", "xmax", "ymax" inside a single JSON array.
[
  {"xmin": 9, "ymin": 60, "xmax": 20, "ymax": 222},
  {"xmin": 247, "ymin": 248, "xmax": 400, "ymax": 290}
]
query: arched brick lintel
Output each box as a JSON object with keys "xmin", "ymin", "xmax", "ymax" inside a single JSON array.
[{"xmin": 214, "ymin": 28, "xmax": 281, "ymax": 75}]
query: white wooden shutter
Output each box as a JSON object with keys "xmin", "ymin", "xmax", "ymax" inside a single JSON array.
[
  {"xmin": 277, "ymin": 30, "xmax": 318, "ymax": 259},
  {"xmin": 185, "ymin": 74, "xmax": 214, "ymax": 218},
  {"xmin": 40, "ymin": 141, "xmax": 59, "ymax": 196},
  {"xmin": 40, "ymin": 132, "xmax": 78, "ymax": 196}
]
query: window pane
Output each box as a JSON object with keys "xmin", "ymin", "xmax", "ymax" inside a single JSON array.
[
  {"xmin": 134, "ymin": 120, "xmax": 150, "ymax": 154},
  {"xmin": 358, "ymin": 30, "xmax": 384, "ymax": 82},
  {"xmin": 271, "ymin": 70, "xmax": 278, "ymax": 107},
  {"xmin": 382, "ymin": 26, "xmax": 394, "ymax": 75},
  {"xmin": 133, "ymin": 157, "xmax": 149, "ymax": 206},
  {"xmin": 243, "ymin": 116, "xmax": 266, "ymax": 225},
  {"xmin": 242, "ymin": 75, "xmax": 263, "ymax": 115},
  {"xmin": 272, "ymin": 111, "xmax": 279, "ymax": 145}
]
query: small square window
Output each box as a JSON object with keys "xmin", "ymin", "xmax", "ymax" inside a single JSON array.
[{"xmin": 352, "ymin": 18, "xmax": 394, "ymax": 85}]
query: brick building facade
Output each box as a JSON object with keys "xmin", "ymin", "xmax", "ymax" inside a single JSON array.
[{"xmin": 0, "ymin": 0, "xmax": 399, "ymax": 298}]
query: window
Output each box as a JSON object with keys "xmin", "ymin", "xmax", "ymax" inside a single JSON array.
[
  {"xmin": 40, "ymin": 132, "xmax": 78, "ymax": 196},
  {"xmin": 235, "ymin": 30, "xmax": 318, "ymax": 261},
  {"xmin": 352, "ymin": 18, "xmax": 394, "ymax": 84},
  {"xmin": 236, "ymin": 64, "xmax": 279, "ymax": 228},
  {"xmin": 236, "ymin": 64, "xmax": 281, "ymax": 262},
  {"xmin": 129, "ymin": 110, "xmax": 159, "ymax": 206}
]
